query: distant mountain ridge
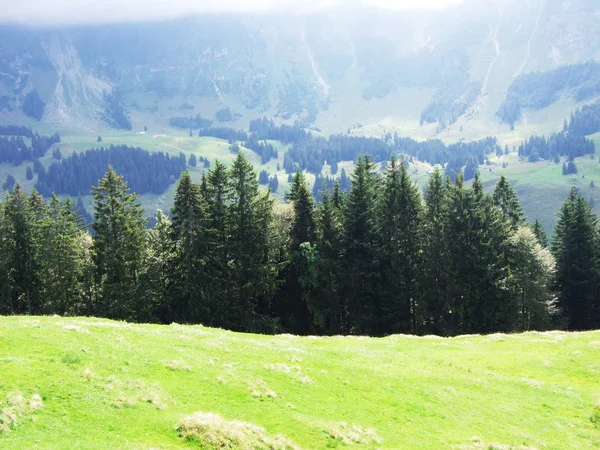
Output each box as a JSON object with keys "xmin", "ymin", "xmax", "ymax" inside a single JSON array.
[{"xmin": 0, "ymin": 0, "xmax": 599, "ymax": 137}]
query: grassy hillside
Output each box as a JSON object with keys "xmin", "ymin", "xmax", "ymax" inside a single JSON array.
[{"xmin": 0, "ymin": 316, "xmax": 599, "ymax": 449}]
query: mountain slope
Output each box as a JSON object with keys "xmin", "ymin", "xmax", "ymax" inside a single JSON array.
[
  {"xmin": 1, "ymin": 0, "xmax": 599, "ymax": 137},
  {"xmin": 1, "ymin": 316, "xmax": 599, "ymax": 449}
]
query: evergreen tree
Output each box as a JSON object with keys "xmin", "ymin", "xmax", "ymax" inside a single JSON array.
[
  {"xmin": 552, "ymin": 188, "xmax": 600, "ymax": 330},
  {"xmin": 38, "ymin": 195, "xmax": 86, "ymax": 315},
  {"xmin": 378, "ymin": 157, "xmax": 423, "ymax": 335},
  {"xmin": 313, "ymin": 189, "xmax": 344, "ymax": 333},
  {"xmin": 445, "ymin": 174, "xmax": 514, "ymax": 334},
  {"xmin": 342, "ymin": 156, "xmax": 380, "ymax": 335},
  {"xmin": 421, "ymin": 168, "xmax": 451, "ymax": 335},
  {"xmin": 26, "ymin": 166, "xmax": 34, "ymax": 180},
  {"xmin": 142, "ymin": 210, "xmax": 173, "ymax": 322},
  {"xmin": 228, "ymin": 152, "xmax": 276, "ymax": 331},
  {"xmin": 205, "ymin": 160, "xmax": 231, "ymax": 328},
  {"xmin": 188, "ymin": 153, "xmax": 197, "ymax": 168},
  {"xmin": 279, "ymin": 171, "xmax": 317, "ymax": 334},
  {"xmin": 170, "ymin": 171, "xmax": 211, "ymax": 324},
  {"xmin": 2, "ymin": 185, "xmax": 39, "ymax": 314},
  {"xmin": 92, "ymin": 167, "xmax": 146, "ymax": 320},
  {"xmin": 532, "ymin": 219, "xmax": 548, "ymax": 247},
  {"xmin": 493, "ymin": 175, "xmax": 524, "ymax": 228}
]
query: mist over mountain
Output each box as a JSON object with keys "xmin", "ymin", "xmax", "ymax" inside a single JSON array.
[{"xmin": 0, "ymin": 0, "xmax": 599, "ymax": 138}]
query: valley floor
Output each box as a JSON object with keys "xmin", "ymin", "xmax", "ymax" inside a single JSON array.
[{"xmin": 0, "ymin": 317, "xmax": 599, "ymax": 449}]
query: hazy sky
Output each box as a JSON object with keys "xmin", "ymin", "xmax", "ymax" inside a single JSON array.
[{"xmin": 0, "ymin": 0, "xmax": 470, "ymax": 25}]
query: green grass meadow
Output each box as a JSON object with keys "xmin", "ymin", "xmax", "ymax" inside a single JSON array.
[{"xmin": 0, "ymin": 316, "xmax": 599, "ymax": 449}]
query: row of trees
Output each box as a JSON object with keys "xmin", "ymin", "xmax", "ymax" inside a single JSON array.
[
  {"xmin": 284, "ymin": 134, "xmax": 500, "ymax": 179},
  {"xmin": 2, "ymin": 152, "xmax": 598, "ymax": 334},
  {"xmin": 34, "ymin": 146, "xmax": 187, "ymax": 197},
  {"xmin": 0, "ymin": 132, "xmax": 61, "ymax": 165}
]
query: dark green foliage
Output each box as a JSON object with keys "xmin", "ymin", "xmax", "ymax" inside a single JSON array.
[
  {"xmin": 553, "ymin": 189, "xmax": 600, "ymax": 330},
  {"xmin": 23, "ymin": 89, "xmax": 45, "ymax": 120},
  {"xmin": 92, "ymin": 167, "xmax": 146, "ymax": 320},
  {"xmin": 259, "ymin": 170, "xmax": 269, "ymax": 185},
  {"xmin": 2, "ymin": 155, "xmax": 597, "ymax": 336},
  {"xmin": 26, "ymin": 166, "xmax": 33, "ymax": 181},
  {"xmin": 566, "ymin": 99, "xmax": 600, "ymax": 136},
  {"xmin": 36, "ymin": 146, "xmax": 186, "ymax": 197},
  {"xmin": 0, "ymin": 132, "xmax": 60, "ymax": 165},
  {"xmin": 3, "ymin": 175, "xmax": 16, "ymax": 191},
  {"xmin": 102, "ymin": 90, "xmax": 132, "ymax": 130},
  {"xmin": 278, "ymin": 171, "xmax": 317, "ymax": 334},
  {"xmin": 216, "ymin": 107, "xmax": 239, "ymax": 123},
  {"xmin": 519, "ymin": 133, "xmax": 594, "ymax": 162},
  {"xmin": 199, "ymin": 127, "xmax": 247, "ymax": 142},
  {"xmin": 227, "ymin": 152, "xmax": 276, "ymax": 331},
  {"xmin": 52, "ymin": 148, "xmax": 62, "ymax": 160},
  {"xmin": 498, "ymin": 61, "xmax": 600, "ymax": 127},
  {"xmin": 188, "ymin": 154, "xmax": 197, "ymax": 168},
  {"xmin": 97, "ymin": 136, "xmax": 102, "ymax": 142},
  {"xmin": 493, "ymin": 175, "xmax": 524, "ymax": 229},
  {"xmin": 249, "ymin": 117, "xmax": 310, "ymax": 143},
  {"xmin": 169, "ymin": 172, "xmax": 211, "ymax": 324},
  {"xmin": 532, "ymin": 219, "xmax": 548, "ymax": 247},
  {"xmin": 170, "ymin": 114, "xmax": 212, "ymax": 129},
  {"xmin": 342, "ymin": 156, "xmax": 381, "ymax": 335},
  {"xmin": 268, "ymin": 175, "xmax": 278, "ymax": 193},
  {"xmin": 378, "ymin": 157, "xmax": 423, "ymax": 335},
  {"xmin": 0, "ymin": 185, "xmax": 39, "ymax": 314},
  {"xmin": 284, "ymin": 133, "xmax": 498, "ymax": 179}
]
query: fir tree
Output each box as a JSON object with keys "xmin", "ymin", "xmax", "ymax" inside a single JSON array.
[
  {"xmin": 170, "ymin": 171, "xmax": 211, "ymax": 324},
  {"xmin": 142, "ymin": 210, "xmax": 173, "ymax": 322},
  {"xmin": 38, "ymin": 195, "xmax": 86, "ymax": 315},
  {"xmin": 2, "ymin": 184, "xmax": 39, "ymax": 314},
  {"xmin": 378, "ymin": 157, "xmax": 423, "ymax": 335},
  {"xmin": 493, "ymin": 175, "xmax": 524, "ymax": 228},
  {"xmin": 421, "ymin": 168, "xmax": 451, "ymax": 335},
  {"xmin": 228, "ymin": 152, "xmax": 276, "ymax": 331},
  {"xmin": 532, "ymin": 219, "xmax": 548, "ymax": 247},
  {"xmin": 92, "ymin": 167, "xmax": 146, "ymax": 320},
  {"xmin": 279, "ymin": 171, "xmax": 317, "ymax": 334},
  {"xmin": 342, "ymin": 156, "xmax": 380, "ymax": 335},
  {"xmin": 552, "ymin": 188, "xmax": 600, "ymax": 330}
]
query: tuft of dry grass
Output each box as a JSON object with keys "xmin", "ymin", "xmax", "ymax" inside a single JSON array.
[
  {"xmin": 248, "ymin": 380, "xmax": 277, "ymax": 399},
  {"xmin": 0, "ymin": 392, "xmax": 44, "ymax": 434},
  {"xmin": 328, "ymin": 422, "xmax": 382, "ymax": 445},
  {"xmin": 166, "ymin": 360, "xmax": 192, "ymax": 372},
  {"xmin": 104, "ymin": 376, "xmax": 167, "ymax": 410},
  {"xmin": 177, "ymin": 411, "xmax": 300, "ymax": 449},
  {"xmin": 264, "ymin": 363, "xmax": 313, "ymax": 385},
  {"xmin": 456, "ymin": 437, "xmax": 538, "ymax": 449}
]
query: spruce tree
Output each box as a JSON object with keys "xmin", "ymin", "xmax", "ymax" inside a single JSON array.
[
  {"xmin": 279, "ymin": 170, "xmax": 317, "ymax": 334},
  {"xmin": 38, "ymin": 195, "xmax": 86, "ymax": 315},
  {"xmin": 170, "ymin": 171, "xmax": 211, "ymax": 324},
  {"xmin": 493, "ymin": 175, "xmax": 524, "ymax": 229},
  {"xmin": 2, "ymin": 185, "xmax": 39, "ymax": 314},
  {"xmin": 378, "ymin": 157, "xmax": 423, "ymax": 335},
  {"xmin": 342, "ymin": 155, "xmax": 380, "ymax": 335},
  {"xmin": 532, "ymin": 219, "xmax": 548, "ymax": 247},
  {"xmin": 228, "ymin": 152, "xmax": 275, "ymax": 331},
  {"xmin": 205, "ymin": 160, "xmax": 231, "ymax": 328},
  {"xmin": 142, "ymin": 210, "xmax": 173, "ymax": 322},
  {"xmin": 552, "ymin": 188, "xmax": 600, "ymax": 330},
  {"xmin": 92, "ymin": 167, "xmax": 146, "ymax": 320},
  {"xmin": 421, "ymin": 168, "xmax": 451, "ymax": 335}
]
